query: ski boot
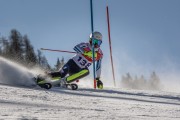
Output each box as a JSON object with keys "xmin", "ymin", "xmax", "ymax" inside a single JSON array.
[
  {"xmin": 96, "ymin": 78, "xmax": 103, "ymax": 89},
  {"xmin": 35, "ymin": 75, "xmax": 52, "ymax": 89}
]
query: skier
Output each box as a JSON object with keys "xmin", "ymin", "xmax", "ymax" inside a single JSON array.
[{"xmin": 37, "ymin": 31, "xmax": 103, "ymax": 89}]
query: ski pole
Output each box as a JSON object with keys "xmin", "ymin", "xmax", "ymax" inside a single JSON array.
[{"xmin": 40, "ymin": 48, "xmax": 76, "ymax": 54}]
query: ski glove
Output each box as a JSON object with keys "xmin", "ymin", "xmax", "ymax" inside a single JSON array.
[{"xmin": 96, "ymin": 78, "xmax": 103, "ymax": 89}]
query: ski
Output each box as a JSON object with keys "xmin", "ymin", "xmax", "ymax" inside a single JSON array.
[
  {"xmin": 37, "ymin": 83, "xmax": 78, "ymax": 90},
  {"xmin": 33, "ymin": 76, "xmax": 78, "ymax": 90}
]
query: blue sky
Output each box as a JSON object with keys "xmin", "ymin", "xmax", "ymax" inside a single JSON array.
[{"xmin": 0, "ymin": 0, "xmax": 180, "ymax": 78}]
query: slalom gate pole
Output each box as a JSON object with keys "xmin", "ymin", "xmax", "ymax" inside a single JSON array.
[
  {"xmin": 40, "ymin": 48, "xmax": 76, "ymax": 54},
  {"xmin": 106, "ymin": 4, "xmax": 116, "ymax": 86},
  {"xmin": 90, "ymin": 0, "xmax": 96, "ymax": 89}
]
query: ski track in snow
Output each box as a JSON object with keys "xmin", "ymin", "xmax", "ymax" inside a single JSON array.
[{"xmin": 0, "ymin": 84, "xmax": 180, "ymax": 120}]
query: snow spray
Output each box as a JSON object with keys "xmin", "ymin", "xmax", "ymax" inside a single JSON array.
[{"xmin": 0, "ymin": 57, "xmax": 42, "ymax": 87}]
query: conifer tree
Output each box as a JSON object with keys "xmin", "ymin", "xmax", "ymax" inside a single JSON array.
[
  {"xmin": 37, "ymin": 49, "xmax": 51, "ymax": 70},
  {"xmin": 60, "ymin": 57, "xmax": 65, "ymax": 68},
  {"xmin": 1, "ymin": 29, "xmax": 53, "ymax": 70},
  {"xmin": 41, "ymin": 55, "xmax": 51, "ymax": 70},
  {"xmin": 0, "ymin": 37, "xmax": 10, "ymax": 58},
  {"xmin": 55, "ymin": 58, "xmax": 61, "ymax": 70},
  {"xmin": 150, "ymin": 71, "xmax": 160, "ymax": 89},
  {"xmin": 9, "ymin": 29, "xmax": 24, "ymax": 62},
  {"xmin": 23, "ymin": 35, "xmax": 37, "ymax": 67}
]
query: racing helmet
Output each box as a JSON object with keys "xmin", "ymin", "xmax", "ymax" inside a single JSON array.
[{"xmin": 89, "ymin": 31, "xmax": 102, "ymax": 48}]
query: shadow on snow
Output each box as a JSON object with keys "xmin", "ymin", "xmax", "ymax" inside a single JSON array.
[{"xmin": 51, "ymin": 88, "xmax": 180, "ymax": 106}]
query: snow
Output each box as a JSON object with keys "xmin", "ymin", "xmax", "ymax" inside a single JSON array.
[
  {"xmin": 0, "ymin": 57, "xmax": 180, "ymax": 120},
  {"xmin": 0, "ymin": 85, "xmax": 180, "ymax": 120}
]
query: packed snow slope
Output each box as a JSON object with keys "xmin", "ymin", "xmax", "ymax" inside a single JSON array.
[
  {"xmin": 0, "ymin": 57, "xmax": 180, "ymax": 119},
  {"xmin": 0, "ymin": 84, "xmax": 180, "ymax": 120}
]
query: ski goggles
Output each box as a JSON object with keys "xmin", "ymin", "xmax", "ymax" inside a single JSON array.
[{"xmin": 93, "ymin": 39, "xmax": 102, "ymax": 46}]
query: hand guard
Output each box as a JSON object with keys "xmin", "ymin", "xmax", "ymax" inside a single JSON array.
[{"xmin": 96, "ymin": 78, "xmax": 103, "ymax": 89}]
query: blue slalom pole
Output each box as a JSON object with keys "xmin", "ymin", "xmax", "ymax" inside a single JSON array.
[{"xmin": 90, "ymin": 0, "xmax": 96, "ymax": 89}]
